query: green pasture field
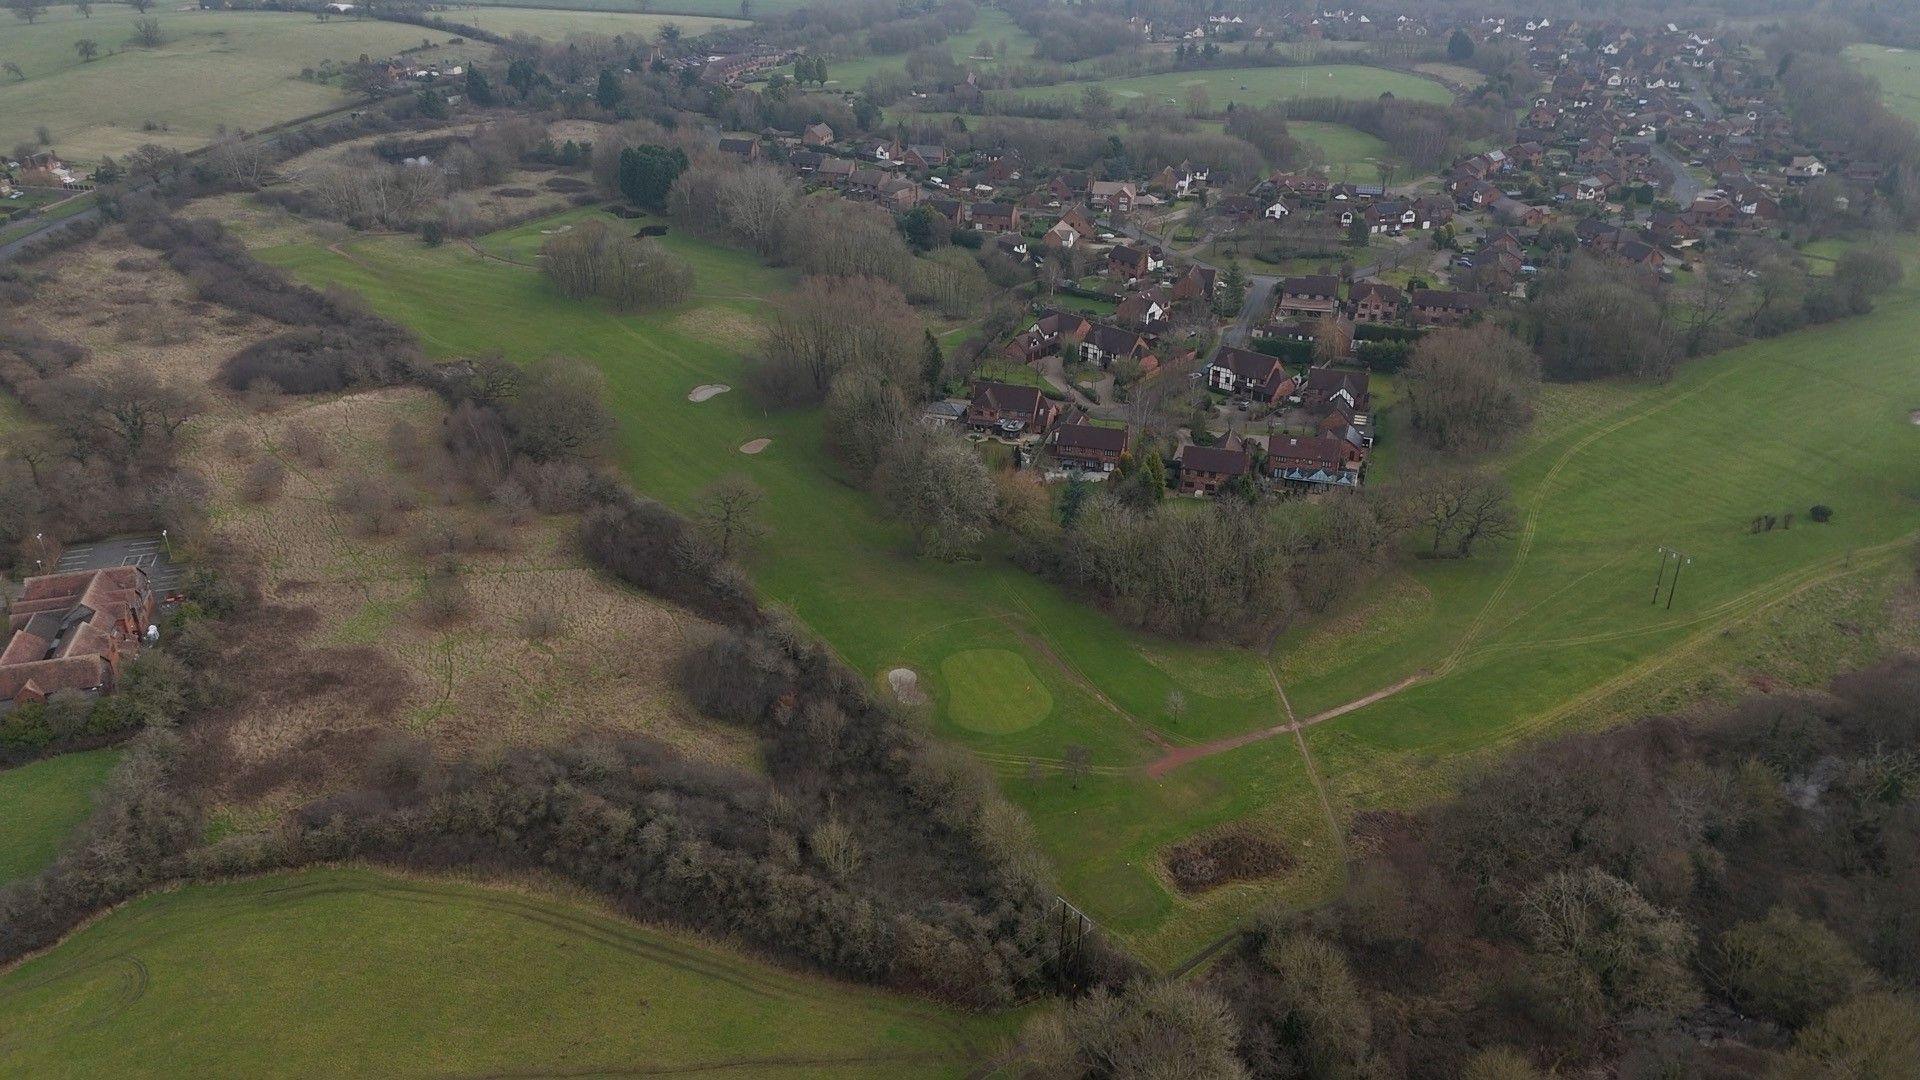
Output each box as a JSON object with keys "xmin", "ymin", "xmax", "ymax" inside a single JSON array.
[
  {"xmin": 453, "ymin": 0, "xmax": 809, "ymax": 17},
  {"xmin": 789, "ymin": 7, "xmax": 1039, "ymax": 89},
  {"xmin": 0, "ymin": 750, "xmax": 119, "ymax": 884},
  {"xmin": 987, "ymin": 64, "xmax": 1453, "ymax": 112},
  {"xmin": 0, "ymin": 868, "xmax": 1011, "ymax": 1077},
  {"xmin": 439, "ymin": 7, "xmax": 743, "ymax": 40},
  {"xmin": 0, "ymin": 6, "xmax": 487, "ymax": 164},
  {"xmin": 1289, "ymin": 119, "xmax": 1401, "ymax": 178},
  {"xmin": 1847, "ymin": 44, "xmax": 1920, "ymax": 122},
  {"xmin": 254, "ymin": 205, "xmax": 1920, "ymax": 966}
]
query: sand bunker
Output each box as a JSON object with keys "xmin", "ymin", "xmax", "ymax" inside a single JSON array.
[
  {"xmin": 887, "ymin": 668, "xmax": 928, "ymax": 706},
  {"xmin": 739, "ymin": 438, "xmax": 771, "ymax": 454},
  {"xmin": 688, "ymin": 383, "xmax": 731, "ymax": 403}
]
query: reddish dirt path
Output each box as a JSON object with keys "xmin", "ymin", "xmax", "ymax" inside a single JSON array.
[{"xmin": 1143, "ymin": 672, "xmax": 1426, "ymax": 779}]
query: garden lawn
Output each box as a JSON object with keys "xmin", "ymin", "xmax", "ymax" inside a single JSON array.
[
  {"xmin": 0, "ymin": 750, "xmax": 119, "ymax": 884},
  {"xmin": 0, "ymin": 867, "xmax": 1010, "ymax": 1077},
  {"xmin": 0, "ymin": 7, "xmax": 480, "ymax": 164},
  {"xmin": 257, "ymin": 210, "xmax": 1920, "ymax": 967},
  {"xmin": 987, "ymin": 64, "xmax": 1452, "ymax": 111}
]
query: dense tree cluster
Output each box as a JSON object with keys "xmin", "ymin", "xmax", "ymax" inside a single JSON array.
[{"xmin": 539, "ymin": 219, "xmax": 693, "ymax": 310}]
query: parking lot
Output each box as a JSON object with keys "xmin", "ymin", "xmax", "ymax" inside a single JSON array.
[{"xmin": 53, "ymin": 534, "xmax": 185, "ymax": 599}]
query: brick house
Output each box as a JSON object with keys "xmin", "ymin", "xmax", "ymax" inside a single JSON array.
[
  {"xmin": 1176, "ymin": 444, "xmax": 1252, "ymax": 495},
  {"xmin": 1107, "ymin": 244, "xmax": 1164, "ymax": 281},
  {"xmin": 1348, "ymin": 281, "xmax": 1405, "ymax": 324},
  {"xmin": 1408, "ymin": 288, "xmax": 1480, "ymax": 327},
  {"xmin": 1277, "ymin": 275, "xmax": 1341, "ymax": 318},
  {"xmin": 802, "ymin": 123, "xmax": 835, "ymax": 146},
  {"xmin": 966, "ymin": 381, "xmax": 1061, "ymax": 437},
  {"xmin": 968, "ymin": 202, "xmax": 1021, "ymax": 233},
  {"xmin": 1266, "ymin": 433, "xmax": 1365, "ymax": 488},
  {"xmin": 1299, "ymin": 366, "xmax": 1371, "ymax": 415},
  {"xmin": 1089, "ymin": 180, "xmax": 1136, "ymax": 212},
  {"xmin": 0, "ymin": 566, "xmax": 157, "ymax": 705},
  {"xmin": 1053, "ymin": 421, "xmax": 1129, "ymax": 472}
]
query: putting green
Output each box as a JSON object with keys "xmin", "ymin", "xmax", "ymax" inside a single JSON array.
[{"xmin": 941, "ymin": 649, "xmax": 1052, "ymax": 734}]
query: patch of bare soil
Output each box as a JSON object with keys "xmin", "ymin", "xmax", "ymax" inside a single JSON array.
[
  {"xmin": 494, "ymin": 187, "xmax": 538, "ymax": 198},
  {"xmin": 543, "ymin": 176, "xmax": 592, "ymax": 194},
  {"xmin": 1163, "ymin": 823, "xmax": 1296, "ymax": 895}
]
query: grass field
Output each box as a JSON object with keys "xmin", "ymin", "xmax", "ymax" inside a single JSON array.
[
  {"xmin": 0, "ymin": 6, "xmax": 481, "ymax": 164},
  {"xmin": 789, "ymin": 8, "xmax": 1038, "ymax": 89},
  {"xmin": 1289, "ymin": 120, "xmax": 1401, "ymax": 179},
  {"xmin": 453, "ymin": 0, "xmax": 809, "ymax": 16},
  {"xmin": 987, "ymin": 64, "xmax": 1453, "ymax": 112},
  {"xmin": 1848, "ymin": 44, "xmax": 1920, "ymax": 121},
  {"xmin": 439, "ymin": 7, "xmax": 743, "ymax": 40},
  {"xmin": 0, "ymin": 868, "xmax": 1012, "ymax": 1076},
  {"xmin": 253, "ymin": 204, "xmax": 1920, "ymax": 965},
  {"xmin": 0, "ymin": 750, "xmax": 119, "ymax": 885}
]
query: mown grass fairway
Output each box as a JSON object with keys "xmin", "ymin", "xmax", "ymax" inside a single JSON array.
[
  {"xmin": 0, "ymin": 750, "xmax": 118, "ymax": 884},
  {"xmin": 256, "ymin": 207, "xmax": 1920, "ymax": 965},
  {"xmin": 0, "ymin": 868, "xmax": 1009, "ymax": 1077},
  {"xmin": 0, "ymin": 6, "xmax": 476, "ymax": 163},
  {"xmin": 988, "ymin": 64, "xmax": 1452, "ymax": 111},
  {"xmin": 1289, "ymin": 120, "xmax": 1401, "ymax": 178}
]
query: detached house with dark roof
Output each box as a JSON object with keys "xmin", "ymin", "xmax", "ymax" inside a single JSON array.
[
  {"xmin": 965, "ymin": 381, "xmax": 1061, "ymax": 437},
  {"xmin": 1277, "ymin": 275, "xmax": 1341, "ymax": 318},
  {"xmin": 1206, "ymin": 346, "xmax": 1297, "ymax": 404},
  {"xmin": 1176, "ymin": 444, "xmax": 1252, "ymax": 496},
  {"xmin": 1052, "ymin": 421, "xmax": 1129, "ymax": 472}
]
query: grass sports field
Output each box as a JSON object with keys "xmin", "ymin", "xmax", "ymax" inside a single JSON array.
[
  {"xmin": 0, "ymin": 6, "xmax": 478, "ymax": 164},
  {"xmin": 1289, "ymin": 120, "xmax": 1401, "ymax": 178},
  {"xmin": 255, "ymin": 206, "xmax": 1920, "ymax": 965},
  {"xmin": 0, "ymin": 868, "xmax": 1011, "ymax": 1076},
  {"xmin": 0, "ymin": 750, "xmax": 118, "ymax": 885},
  {"xmin": 988, "ymin": 64, "xmax": 1453, "ymax": 112}
]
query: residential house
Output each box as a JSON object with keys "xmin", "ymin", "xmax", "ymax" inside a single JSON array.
[
  {"xmin": 1784, "ymin": 155, "xmax": 1827, "ymax": 182},
  {"xmin": 802, "ymin": 123, "xmax": 835, "ymax": 147},
  {"xmin": 1276, "ymin": 275, "xmax": 1341, "ymax": 318},
  {"xmin": 1266, "ymin": 433, "xmax": 1365, "ymax": 488},
  {"xmin": 1107, "ymin": 244, "xmax": 1164, "ymax": 282},
  {"xmin": 1115, "ymin": 287, "xmax": 1172, "ymax": 330},
  {"xmin": 1169, "ymin": 265, "xmax": 1217, "ymax": 304},
  {"xmin": 1004, "ymin": 310, "xmax": 1091, "ymax": 362},
  {"xmin": 965, "ymin": 381, "xmax": 1061, "ymax": 437},
  {"xmin": 1079, "ymin": 323, "xmax": 1152, "ymax": 368},
  {"xmin": 968, "ymin": 202, "xmax": 1021, "ymax": 233},
  {"xmin": 1408, "ymin": 288, "xmax": 1480, "ymax": 327},
  {"xmin": 0, "ymin": 566, "xmax": 157, "ymax": 705},
  {"xmin": 1348, "ymin": 281, "xmax": 1405, "ymax": 324},
  {"xmin": 718, "ymin": 137, "xmax": 759, "ymax": 161},
  {"xmin": 1206, "ymin": 346, "xmax": 1297, "ymax": 404},
  {"xmin": 1088, "ymin": 180, "xmax": 1137, "ymax": 212},
  {"xmin": 1299, "ymin": 366, "xmax": 1371, "ymax": 415},
  {"xmin": 1053, "ymin": 422, "xmax": 1129, "ymax": 472},
  {"xmin": 1176, "ymin": 444, "xmax": 1251, "ymax": 495}
]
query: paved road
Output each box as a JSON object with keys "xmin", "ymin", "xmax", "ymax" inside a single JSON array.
[{"xmin": 0, "ymin": 201, "xmax": 106, "ymax": 263}]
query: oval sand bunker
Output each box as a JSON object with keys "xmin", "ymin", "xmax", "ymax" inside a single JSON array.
[
  {"xmin": 688, "ymin": 383, "xmax": 731, "ymax": 402},
  {"xmin": 887, "ymin": 668, "xmax": 928, "ymax": 706},
  {"xmin": 739, "ymin": 438, "xmax": 772, "ymax": 454}
]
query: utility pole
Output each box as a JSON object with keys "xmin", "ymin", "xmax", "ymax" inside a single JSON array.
[
  {"xmin": 1665, "ymin": 550, "xmax": 1693, "ymax": 610},
  {"xmin": 1652, "ymin": 546, "xmax": 1674, "ymax": 604}
]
